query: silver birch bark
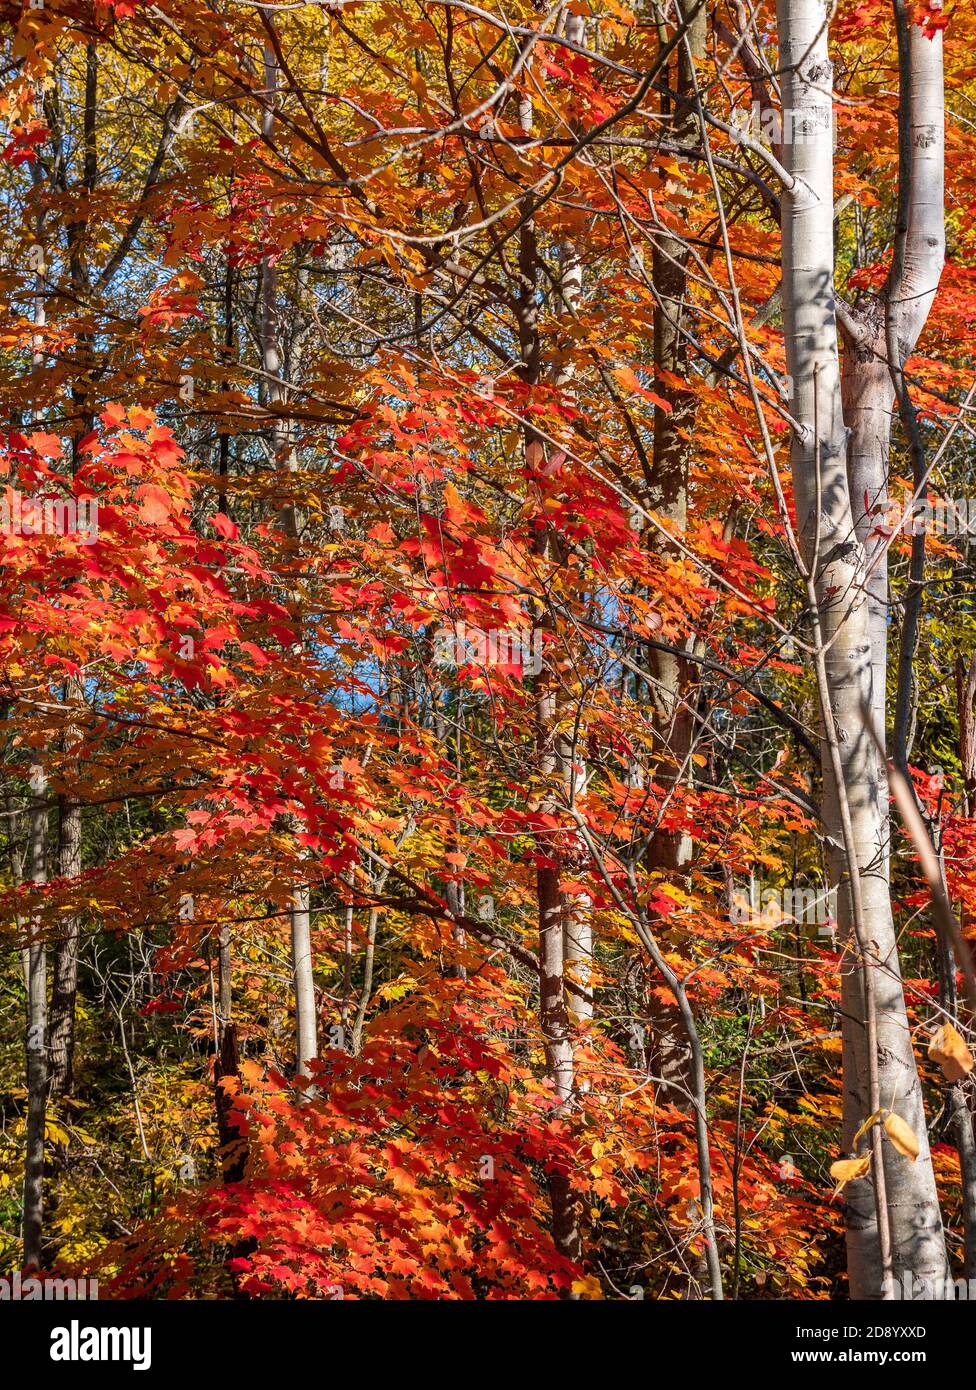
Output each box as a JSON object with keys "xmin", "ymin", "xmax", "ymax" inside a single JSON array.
[
  {"xmin": 22, "ymin": 762, "xmax": 48, "ymax": 1268},
  {"xmin": 842, "ymin": 3, "xmax": 945, "ymax": 861},
  {"xmin": 515, "ymin": 32, "xmax": 579, "ymax": 1265},
  {"xmin": 557, "ymin": 12, "xmax": 593, "ymax": 1026},
  {"xmin": 642, "ymin": 0, "xmax": 707, "ymax": 1098},
  {"xmin": 887, "ymin": 2, "xmax": 946, "ymax": 770},
  {"xmin": 776, "ymin": 0, "xmax": 949, "ymax": 1299},
  {"xmin": 261, "ymin": 43, "xmax": 318, "ymax": 1085},
  {"xmin": 23, "ymin": 114, "xmax": 49, "ymax": 1267}
]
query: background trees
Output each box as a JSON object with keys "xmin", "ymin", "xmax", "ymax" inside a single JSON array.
[{"xmin": 0, "ymin": 0, "xmax": 974, "ymax": 1301}]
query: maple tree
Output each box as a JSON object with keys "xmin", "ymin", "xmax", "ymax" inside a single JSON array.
[{"xmin": 0, "ymin": 0, "xmax": 975, "ymax": 1308}]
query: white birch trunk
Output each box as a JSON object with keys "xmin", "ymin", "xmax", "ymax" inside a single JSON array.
[
  {"xmin": 261, "ymin": 43, "xmax": 318, "ymax": 1086},
  {"xmin": 776, "ymin": 0, "xmax": 949, "ymax": 1299},
  {"xmin": 555, "ymin": 17, "xmax": 594, "ymax": 1024},
  {"xmin": 22, "ymin": 762, "xmax": 48, "ymax": 1268}
]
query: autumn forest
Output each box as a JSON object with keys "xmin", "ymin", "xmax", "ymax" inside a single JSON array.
[{"xmin": 1, "ymin": 0, "xmax": 975, "ymax": 1311}]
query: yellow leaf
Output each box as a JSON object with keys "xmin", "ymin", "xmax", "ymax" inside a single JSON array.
[
  {"xmin": 377, "ymin": 975, "xmax": 417, "ymax": 1002},
  {"xmin": 571, "ymin": 1274, "xmax": 604, "ymax": 1299},
  {"xmin": 928, "ymin": 1023, "xmax": 974, "ymax": 1083},
  {"xmin": 853, "ymin": 1108, "xmax": 884, "ymax": 1146},
  {"xmin": 829, "ymin": 1154, "xmax": 871, "ymax": 1193},
  {"xmin": 883, "ymin": 1111, "xmax": 920, "ymax": 1161}
]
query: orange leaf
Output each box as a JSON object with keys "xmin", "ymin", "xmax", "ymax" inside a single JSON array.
[{"xmin": 928, "ymin": 1023, "xmax": 974, "ymax": 1083}]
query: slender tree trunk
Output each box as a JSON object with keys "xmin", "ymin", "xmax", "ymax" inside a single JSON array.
[
  {"xmin": 533, "ymin": 455, "xmax": 579, "ymax": 1265},
  {"xmin": 290, "ymin": 884, "xmax": 317, "ymax": 1079},
  {"xmin": 777, "ymin": 0, "xmax": 948, "ymax": 1299},
  {"xmin": 552, "ymin": 17, "xmax": 593, "ymax": 1025},
  {"xmin": 641, "ymin": 2, "xmax": 708, "ymax": 1098},
  {"xmin": 261, "ymin": 41, "xmax": 318, "ymax": 1085},
  {"xmin": 646, "ymin": 0, "xmax": 706, "ymax": 876},
  {"xmin": 43, "ymin": 45, "xmax": 97, "ymax": 1107},
  {"xmin": 47, "ymin": 51, "xmax": 95, "ymax": 1105},
  {"xmin": 950, "ymin": 1086, "xmax": 976, "ymax": 1281},
  {"xmin": 350, "ymin": 907, "xmax": 379, "ymax": 1056},
  {"xmin": 22, "ymin": 762, "xmax": 48, "ymax": 1269},
  {"xmin": 218, "ymin": 922, "xmax": 232, "ymax": 1033},
  {"xmin": 48, "ymin": 792, "xmax": 81, "ymax": 1099},
  {"xmin": 22, "ymin": 86, "xmax": 50, "ymax": 1269},
  {"xmin": 842, "ymin": 317, "xmax": 892, "ymax": 764},
  {"xmin": 935, "ymin": 894, "xmax": 976, "ymax": 1281},
  {"xmin": 516, "ymin": 41, "xmax": 580, "ymax": 1267},
  {"xmin": 842, "ymin": 2, "xmax": 946, "ymax": 881},
  {"xmin": 888, "ymin": 1, "xmax": 946, "ymax": 775}
]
